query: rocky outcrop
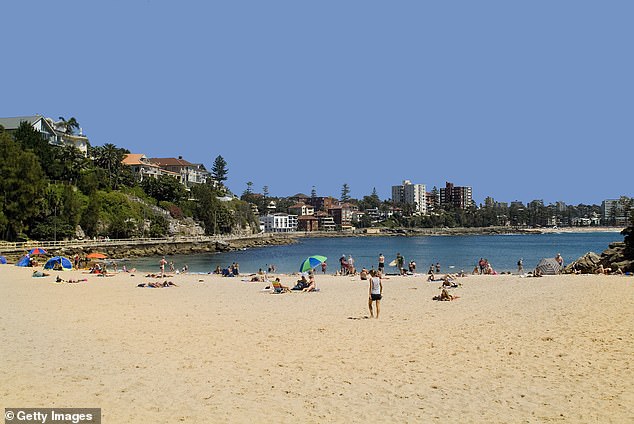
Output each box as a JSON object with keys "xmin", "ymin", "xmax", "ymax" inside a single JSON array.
[
  {"xmin": 564, "ymin": 252, "xmax": 602, "ymax": 274},
  {"xmin": 54, "ymin": 235, "xmax": 295, "ymax": 260},
  {"xmin": 565, "ymin": 226, "xmax": 634, "ymax": 273}
]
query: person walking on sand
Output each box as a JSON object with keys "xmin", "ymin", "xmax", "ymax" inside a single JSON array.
[
  {"xmin": 368, "ymin": 270, "xmax": 383, "ymax": 318},
  {"xmin": 378, "ymin": 253, "xmax": 385, "ymax": 273},
  {"xmin": 159, "ymin": 256, "xmax": 167, "ymax": 277},
  {"xmin": 517, "ymin": 258, "xmax": 523, "ymax": 274},
  {"xmin": 396, "ymin": 253, "xmax": 404, "ymax": 275}
]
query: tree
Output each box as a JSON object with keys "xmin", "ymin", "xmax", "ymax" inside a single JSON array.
[
  {"xmin": 0, "ymin": 131, "xmax": 47, "ymax": 240},
  {"xmin": 142, "ymin": 175, "xmax": 186, "ymax": 204},
  {"xmin": 245, "ymin": 181, "xmax": 253, "ymax": 195},
  {"xmin": 212, "ymin": 155, "xmax": 228, "ymax": 185},
  {"xmin": 311, "ymin": 186, "xmax": 317, "ymax": 199},
  {"xmin": 51, "ymin": 145, "xmax": 87, "ymax": 184},
  {"xmin": 263, "ymin": 185, "xmax": 269, "ymax": 197},
  {"xmin": 341, "ymin": 183, "xmax": 351, "ymax": 202},
  {"xmin": 57, "ymin": 116, "xmax": 80, "ymax": 135},
  {"xmin": 92, "ymin": 143, "xmax": 129, "ymax": 189}
]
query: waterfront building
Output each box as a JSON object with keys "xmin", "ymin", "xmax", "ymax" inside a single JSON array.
[
  {"xmin": 260, "ymin": 213, "xmax": 298, "ymax": 233},
  {"xmin": 328, "ymin": 203, "xmax": 355, "ymax": 231},
  {"xmin": 392, "ymin": 180, "xmax": 427, "ymax": 214},
  {"xmin": 602, "ymin": 199, "xmax": 631, "ymax": 226},
  {"xmin": 0, "ymin": 115, "xmax": 89, "ymax": 155},
  {"xmin": 314, "ymin": 211, "xmax": 336, "ymax": 231},
  {"xmin": 297, "ymin": 215, "xmax": 319, "ymax": 232},
  {"xmin": 440, "ymin": 181, "xmax": 473, "ymax": 210}
]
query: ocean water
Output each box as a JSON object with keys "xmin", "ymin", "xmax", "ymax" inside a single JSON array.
[{"xmin": 128, "ymin": 232, "xmax": 622, "ymax": 274}]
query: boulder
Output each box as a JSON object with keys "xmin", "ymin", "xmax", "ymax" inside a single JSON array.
[{"xmin": 565, "ymin": 252, "xmax": 601, "ymax": 274}]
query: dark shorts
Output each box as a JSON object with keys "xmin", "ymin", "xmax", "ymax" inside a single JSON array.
[
  {"xmin": 378, "ymin": 263, "xmax": 384, "ymax": 269},
  {"xmin": 371, "ymin": 293, "xmax": 382, "ymax": 301}
]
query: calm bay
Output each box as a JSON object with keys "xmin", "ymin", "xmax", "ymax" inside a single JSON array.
[{"xmin": 129, "ymin": 231, "xmax": 622, "ymax": 274}]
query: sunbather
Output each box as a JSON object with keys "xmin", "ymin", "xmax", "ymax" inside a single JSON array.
[
  {"xmin": 433, "ymin": 288, "xmax": 459, "ymax": 301},
  {"xmin": 303, "ymin": 275, "xmax": 317, "ymax": 292}
]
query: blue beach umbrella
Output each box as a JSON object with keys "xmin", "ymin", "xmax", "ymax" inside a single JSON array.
[
  {"xmin": 29, "ymin": 248, "xmax": 48, "ymax": 256},
  {"xmin": 299, "ymin": 255, "xmax": 328, "ymax": 273},
  {"xmin": 0, "ymin": 255, "xmax": 7, "ymax": 264}
]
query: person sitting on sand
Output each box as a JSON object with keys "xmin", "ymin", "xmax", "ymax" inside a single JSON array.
[
  {"xmin": 433, "ymin": 288, "xmax": 459, "ymax": 301},
  {"xmin": 441, "ymin": 275, "xmax": 458, "ymax": 288},
  {"xmin": 359, "ymin": 268, "xmax": 369, "ymax": 280},
  {"xmin": 273, "ymin": 277, "xmax": 290, "ymax": 293},
  {"xmin": 302, "ymin": 274, "xmax": 317, "ymax": 292},
  {"xmin": 427, "ymin": 272, "xmax": 435, "ymax": 282},
  {"xmin": 292, "ymin": 275, "xmax": 309, "ymax": 290}
]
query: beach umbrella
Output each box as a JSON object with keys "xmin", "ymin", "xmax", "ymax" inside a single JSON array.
[
  {"xmin": 29, "ymin": 248, "xmax": 47, "ymax": 256},
  {"xmin": 87, "ymin": 252, "xmax": 107, "ymax": 259},
  {"xmin": 43, "ymin": 256, "xmax": 72, "ymax": 271},
  {"xmin": 535, "ymin": 258, "xmax": 561, "ymax": 275},
  {"xmin": 0, "ymin": 255, "xmax": 7, "ymax": 264},
  {"xmin": 299, "ymin": 255, "xmax": 328, "ymax": 273}
]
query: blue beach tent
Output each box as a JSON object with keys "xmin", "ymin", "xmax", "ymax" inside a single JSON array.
[
  {"xmin": 0, "ymin": 255, "xmax": 7, "ymax": 264},
  {"xmin": 43, "ymin": 256, "xmax": 72, "ymax": 271},
  {"xmin": 16, "ymin": 256, "xmax": 31, "ymax": 267}
]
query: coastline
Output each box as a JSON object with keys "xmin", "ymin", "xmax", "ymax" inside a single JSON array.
[
  {"xmin": 0, "ymin": 226, "xmax": 623, "ymax": 262},
  {"xmin": 1, "ymin": 265, "xmax": 632, "ymax": 422}
]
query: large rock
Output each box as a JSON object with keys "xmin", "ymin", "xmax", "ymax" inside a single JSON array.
[{"xmin": 565, "ymin": 252, "xmax": 601, "ymax": 274}]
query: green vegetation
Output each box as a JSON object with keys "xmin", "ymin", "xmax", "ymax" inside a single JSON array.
[{"xmin": 0, "ymin": 123, "xmax": 258, "ymax": 242}]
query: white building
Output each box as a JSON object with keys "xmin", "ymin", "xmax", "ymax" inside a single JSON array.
[
  {"xmin": 260, "ymin": 213, "xmax": 298, "ymax": 233},
  {"xmin": 0, "ymin": 115, "xmax": 89, "ymax": 155},
  {"xmin": 392, "ymin": 180, "xmax": 427, "ymax": 214},
  {"xmin": 602, "ymin": 199, "xmax": 631, "ymax": 226}
]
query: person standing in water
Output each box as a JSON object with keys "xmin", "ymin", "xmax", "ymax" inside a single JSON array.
[{"xmin": 368, "ymin": 270, "xmax": 383, "ymax": 319}]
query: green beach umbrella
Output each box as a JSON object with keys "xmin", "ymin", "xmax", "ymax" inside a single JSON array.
[{"xmin": 299, "ymin": 255, "xmax": 328, "ymax": 273}]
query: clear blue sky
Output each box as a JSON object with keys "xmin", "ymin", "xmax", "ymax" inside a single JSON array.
[{"xmin": 3, "ymin": 1, "xmax": 632, "ymax": 205}]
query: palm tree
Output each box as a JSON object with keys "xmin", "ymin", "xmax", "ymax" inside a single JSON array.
[
  {"xmin": 57, "ymin": 117, "xmax": 80, "ymax": 135},
  {"xmin": 93, "ymin": 143, "xmax": 126, "ymax": 188}
]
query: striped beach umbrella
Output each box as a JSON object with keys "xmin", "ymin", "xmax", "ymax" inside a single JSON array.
[{"xmin": 29, "ymin": 248, "xmax": 47, "ymax": 255}]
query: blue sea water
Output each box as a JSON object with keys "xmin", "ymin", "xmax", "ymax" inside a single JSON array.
[{"xmin": 128, "ymin": 232, "xmax": 622, "ymax": 274}]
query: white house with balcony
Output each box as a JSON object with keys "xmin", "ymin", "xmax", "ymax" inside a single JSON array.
[
  {"xmin": 260, "ymin": 213, "xmax": 298, "ymax": 233},
  {"xmin": 0, "ymin": 115, "xmax": 89, "ymax": 155}
]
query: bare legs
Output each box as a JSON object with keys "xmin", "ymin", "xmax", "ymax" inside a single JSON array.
[{"xmin": 368, "ymin": 298, "xmax": 380, "ymax": 319}]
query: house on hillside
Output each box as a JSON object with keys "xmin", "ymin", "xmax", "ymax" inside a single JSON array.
[
  {"xmin": 149, "ymin": 156, "xmax": 212, "ymax": 188},
  {"xmin": 122, "ymin": 154, "xmax": 164, "ymax": 182},
  {"xmin": 288, "ymin": 202, "xmax": 315, "ymax": 216},
  {"xmin": 0, "ymin": 115, "xmax": 89, "ymax": 155}
]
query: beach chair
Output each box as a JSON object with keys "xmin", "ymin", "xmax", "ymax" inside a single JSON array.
[{"xmin": 271, "ymin": 281, "xmax": 290, "ymax": 294}]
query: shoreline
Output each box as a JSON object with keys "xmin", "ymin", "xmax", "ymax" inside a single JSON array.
[{"xmin": 0, "ymin": 226, "xmax": 624, "ymax": 262}]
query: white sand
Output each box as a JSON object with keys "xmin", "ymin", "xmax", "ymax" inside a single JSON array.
[{"xmin": 1, "ymin": 265, "xmax": 633, "ymax": 423}]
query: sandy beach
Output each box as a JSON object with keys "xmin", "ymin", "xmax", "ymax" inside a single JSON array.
[{"xmin": 1, "ymin": 265, "xmax": 632, "ymax": 423}]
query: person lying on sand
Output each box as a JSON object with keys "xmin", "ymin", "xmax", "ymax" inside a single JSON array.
[
  {"xmin": 32, "ymin": 270, "xmax": 50, "ymax": 278},
  {"xmin": 137, "ymin": 281, "xmax": 178, "ymax": 288},
  {"xmin": 441, "ymin": 275, "xmax": 459, "ymax": 288},
  {"xmin": 433, "ymin": 288, "xmax": 459, "ymax": 301},
  {"xmin": 56, "ymin": 276, "xmax": 87, "ymax": 283}
]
